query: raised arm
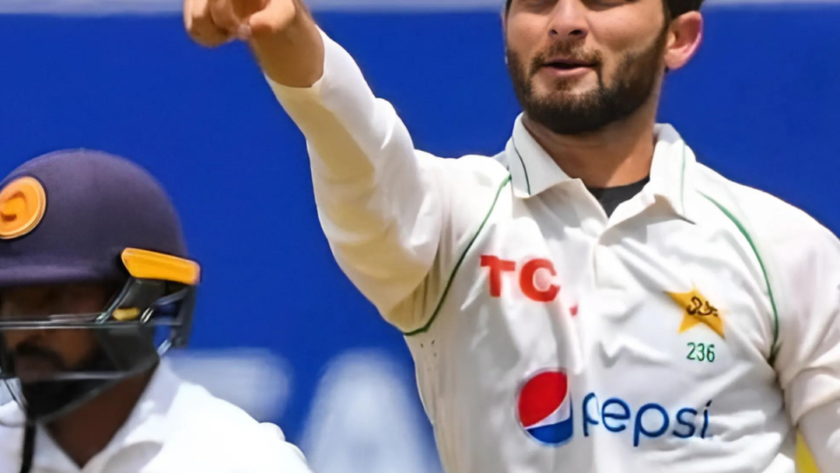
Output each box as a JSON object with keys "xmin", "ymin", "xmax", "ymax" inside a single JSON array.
[{"xmin": 184, "ymin": 0, "xmax": 445, "ymax": 325}]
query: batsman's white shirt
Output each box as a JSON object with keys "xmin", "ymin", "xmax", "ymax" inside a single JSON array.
[
  {"xmin": 0, "ymin": 361, "xmax": 312, "ymax": 473},
  {"xmin": 270, "ymin": 30, "xmax": 840, "ymax": 473}
]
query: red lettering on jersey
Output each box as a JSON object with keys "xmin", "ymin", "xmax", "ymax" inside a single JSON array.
[
  {"xmin": 520, "ymin": 259, "xmax": 560, "ymax": 302},
  {"xmin": 480, "ymin": 255, "xmax": 516, "ymax": 297}
]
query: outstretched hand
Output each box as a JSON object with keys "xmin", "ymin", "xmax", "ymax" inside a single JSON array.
[{"xmin": 184, "ymin": 0, "xmax": 324, "ymax": 88}]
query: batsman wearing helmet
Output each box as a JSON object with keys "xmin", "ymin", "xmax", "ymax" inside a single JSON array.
[{"xmin": 0, "ymin": 150, "xmax": 311, "ymax": 473}]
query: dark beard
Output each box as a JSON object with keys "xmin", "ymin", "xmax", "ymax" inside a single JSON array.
[
  {"xmin": 21, "ymin": 379, "xmax": 91, "ymax": 420},
  {"xmin": 13, "ymin": 345, "xmax": 110, "ymax": 421},
  {"xmin": 507, "ymin": 27, "xmax": 669, "ymax": 135}
]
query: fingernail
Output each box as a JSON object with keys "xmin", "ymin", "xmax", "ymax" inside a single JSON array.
[{"xmin": 237, "ymin": 24, "xmax": 252, "ymax": 41}]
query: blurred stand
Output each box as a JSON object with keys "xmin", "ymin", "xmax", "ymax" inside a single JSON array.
[
  {"xmin": 167, "ymin": 348, "xmax": 292, "ymax": 421},
  {"xmin": 302, "ymin": 350, "xmax": 442, "ymax": 473}
]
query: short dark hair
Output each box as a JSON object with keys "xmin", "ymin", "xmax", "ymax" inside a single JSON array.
[{"xmin": 504, "ymin": 0, "xmax": 704, "ymax": 19}]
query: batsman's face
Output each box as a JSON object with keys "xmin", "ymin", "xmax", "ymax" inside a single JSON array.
[
  {"xmin": 503, "ymin": 0, "xmax": 683, "ymax": 134},
  {"xmin": 0, "ymin": 284, "xmax": 112, "ymax": 383}
]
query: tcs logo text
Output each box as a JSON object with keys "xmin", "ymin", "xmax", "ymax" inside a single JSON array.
[{"xmin": 481, "ymin": 255, "xmax": 560, "ymax": 302}]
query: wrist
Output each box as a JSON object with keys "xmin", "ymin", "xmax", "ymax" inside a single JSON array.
[{"xmin": 251, "ymin": 17, "xmax": 324, "ymax": 88}]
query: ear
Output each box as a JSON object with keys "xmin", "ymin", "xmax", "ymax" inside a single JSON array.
[{"xmin": 664, "ymin": 12, "xmax": 703, "ymax": 71}]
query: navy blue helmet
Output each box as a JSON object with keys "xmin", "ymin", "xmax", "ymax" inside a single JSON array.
[{"xmin": 0, "ymin": 149, "xmax": 200, "ymax": 425}]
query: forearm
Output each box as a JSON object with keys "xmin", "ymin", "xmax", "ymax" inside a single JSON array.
[{"xmin": 268, "ymin": 31, "xmax": 443, "ymax": 314}]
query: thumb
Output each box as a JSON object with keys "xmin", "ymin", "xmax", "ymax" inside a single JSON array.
[{"xmin": 246, "ymin": 0, "xmax": 298, "ymax": 36}]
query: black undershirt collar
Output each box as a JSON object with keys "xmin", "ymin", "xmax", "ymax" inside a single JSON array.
[{"xmin": 586, "ymin": 176, "xmax": 651, "ymax": 218}]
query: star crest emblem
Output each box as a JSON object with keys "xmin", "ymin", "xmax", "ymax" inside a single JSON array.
[{"xmin": 666, "ymin": 287, "xmax": 724, "ymax": 339}]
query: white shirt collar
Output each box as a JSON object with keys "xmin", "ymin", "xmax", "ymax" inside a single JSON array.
[
  {"xmin": 505, "ymin": 114, "xmax": 697, "ymax": 222},
  {"xmin": 30, "ymin": 360, "xmax": 182, "ymax": 472}
]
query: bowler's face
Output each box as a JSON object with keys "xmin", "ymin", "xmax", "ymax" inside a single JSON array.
[
  {"xmin": 506, "ymin": 0, "xmax": 668, "ymax": 102},
  {"xmin": 504, "ymin": 0, "xmax": 676, "ymax": 134}
]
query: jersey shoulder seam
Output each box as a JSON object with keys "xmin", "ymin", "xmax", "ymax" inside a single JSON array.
[{"xmin": 404, "ymin": 174, "xmax": 512, "ymax": 337}]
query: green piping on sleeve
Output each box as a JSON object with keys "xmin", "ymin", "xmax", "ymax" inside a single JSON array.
[
  {"xmin": 404, "ymin": 175, "xmax": 512, "ymax": 337},
  {"xmin": 701, "ymin": 193, "xmax": 781, "ymax": 364}
]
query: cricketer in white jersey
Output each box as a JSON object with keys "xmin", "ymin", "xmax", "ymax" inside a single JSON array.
[
  {"xmin": 186, "ymin": 0, "xmax": 839, "ymax": 471},
  {"xmin": 267, "ymin": 34, "xmax": 840, "ymax": 472}
]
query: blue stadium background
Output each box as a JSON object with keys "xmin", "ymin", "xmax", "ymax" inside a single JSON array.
[{"xmin": 1, "ymin": 2, "xmax": 839, "ymax": 463}]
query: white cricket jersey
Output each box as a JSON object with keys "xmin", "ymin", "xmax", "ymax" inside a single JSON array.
[
  {"xmin": 269, "ymin": 30, "xmax": 840, "ymax": 473},
  {"xmin": 0, "ymin": 361, "xmax": 312, "ymax": 473}
]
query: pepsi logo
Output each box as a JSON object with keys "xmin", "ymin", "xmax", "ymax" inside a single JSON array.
[{"xmin": 516, "ymin": 369, "xmax": 574, "ymax": 446}]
